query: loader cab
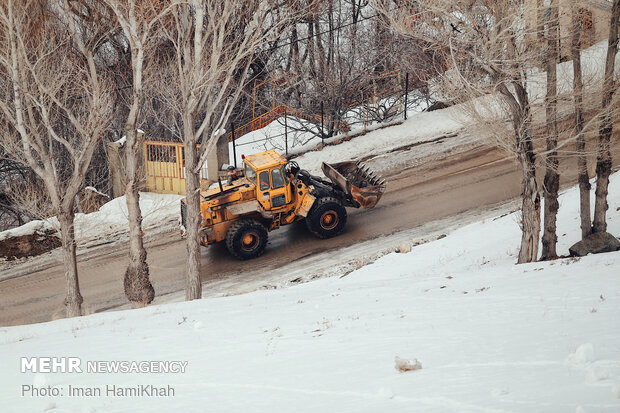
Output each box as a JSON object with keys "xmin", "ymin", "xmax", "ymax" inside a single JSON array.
[{"xmin": 243, "ymin": 150, "xmax": 293, "ymax": 210}]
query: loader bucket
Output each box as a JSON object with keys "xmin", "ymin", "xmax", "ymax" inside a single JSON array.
[{"xmin": 322, "ymin": 161, "xmax": 386, "ymax": 209}]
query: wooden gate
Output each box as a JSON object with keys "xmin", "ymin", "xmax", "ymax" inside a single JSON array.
[{"xmin": 144, "ymin": 141, "xmax": 209, "ymax": 195}]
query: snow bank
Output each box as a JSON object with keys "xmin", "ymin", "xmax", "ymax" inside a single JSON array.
[
  {"xmin": 295, "ymin": 106, "xmax": 467, "ymax": 174},
  {"xmin": 0, "ymin": 220, "xmax": 55, "ymax": 243},
  {"xmin": 0, "ymin": 192, "xmax": 183, "ymax": 250},
  {"xmin": 68, "ymin": 192, "xmax": 183, "ymax": 247},
  {"xmin": 1, "ymin": 173, "xmax": 618, "ymax": 412}
]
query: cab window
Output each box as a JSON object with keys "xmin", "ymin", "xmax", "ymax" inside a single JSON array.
[
  {"xmin": 245, "ymin": 164, "xmax": 257, "ymax": 184},
  {"xmin": 271, "ymin": 168, "xmax": 285, "ymax": 189},
  {"xmin": 281, "ymin": 165, "xmax": 289, "ymax": 184},
  {"xmin": 259, "ymin": 171, "xmax": 270, "ymax": 191}
]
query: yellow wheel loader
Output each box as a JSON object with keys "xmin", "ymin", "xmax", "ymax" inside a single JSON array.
[{"xmin": 180, "ymin": 150, "xmax": 386, "ymax": 260}]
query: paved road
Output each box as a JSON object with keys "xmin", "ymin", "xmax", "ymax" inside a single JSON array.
[{"xmin": 1, "ymin": 132, "xmax": 618, "ymax": 326}]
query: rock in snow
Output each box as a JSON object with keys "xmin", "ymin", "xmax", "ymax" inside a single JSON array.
[
  {"xmin": 398, "ymin": 242, "xmax": 412, "ymax": 253},
  {"xmin": 569, "ymin": 232, "xmax": 620, "ymax": 256},
  {"xmin": 394, "ymin": 356, "xmax": 422, "ymax": 372}
]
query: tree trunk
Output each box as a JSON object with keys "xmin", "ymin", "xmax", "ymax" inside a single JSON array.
[
  {"xmin": 124, "ymin": 130, "xmax": 154, "ymax": 305},
  {"xmin": 594, "ymin": 131, "xmax": 612, "ymax": 234},
  {"xmin": 124, "ymin": 186, "xmax": 154, "ymax": 305},
  {"xmin": 571, "ymin": 11, "xmax": 592, "ymax": 239},
  {"xmin": 184, "ymin": 135, "xmax": 202, "ymax": 301},
  {"xmin": 593, "ymin": 0, "xmax": 619, "ymax": 233},
  {"xmin": 518, "ymin": 152, "xmax": 541, "ymax": 264},
  {"xmin": 502, "ymin": 82, "xmax": 540, "ymax": 263},
  {"xmin": 307, "ymin": 18, "xmax": 316, "ymax": 77},
  {"xmin": 58, "ymin": 210, "xmax": 83, "ymax": 317},
  {"xmin": 541, "ymin": 1, "xmax": 559, "ymax": 260}
]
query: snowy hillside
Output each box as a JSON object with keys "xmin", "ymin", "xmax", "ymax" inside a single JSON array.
[{"xmin": 1, "ymin": 173, "xmax": 618, "ymax": 412}]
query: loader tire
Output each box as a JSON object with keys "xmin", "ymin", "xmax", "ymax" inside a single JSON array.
[
  {"xmin": 226, "ymin": 219, "xmax": 268, "ymax": 260},
  {"xmin": 306, "ymin": 197, "xmax": 347, "ymax": 239}
]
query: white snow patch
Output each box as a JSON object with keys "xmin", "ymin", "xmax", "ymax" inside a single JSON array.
[
  {"xmin": 114, "ymin": 129, "xmax": 144, "ymax": 146},
  {"xmin": 586, "ymin": 366, "xmax": 610, "ymax": 384},
  {"xmin": 0, "ymin": 220, "xmax": 55, "ymax": 242},
  {"xmin": 229, "ymin": 116, "xmax": 317, "ymax": 166},
  {"xmin": 42, "ymin": 402, "xmax": 57, "ymax": 412},
  {"xmin": 32, "ymin": 373, "xmax": 46, "ymax": 387},
  {"xmin": 69, "ymin": 192, "xmax": 183, "ymax": 248},
  {"xmin": 83, "ymin": 186, "xmax": 109, "ymax": 198},
  {"xmin": 569, "ymin": 343, "xmax": 595, "ymax": 365},
  {"xmin": 114, "ymin": 136, "xmax": 126, "ymax": 146},
  {"xmin": 0, "ymin": 192, "xmax": 182, "ymax": 249},
  {"xmin": 294, "ymin": 107, "xmax": 467, "ymax": 175}
]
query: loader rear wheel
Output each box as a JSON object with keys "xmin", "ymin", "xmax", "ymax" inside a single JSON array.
[
  {"xmin": 226, "ymin": 219, "xmax": 268, "ymax": 260},
  {"xmin": 306, "ymin": 197, "xmax": 347, "ymax": 239}
]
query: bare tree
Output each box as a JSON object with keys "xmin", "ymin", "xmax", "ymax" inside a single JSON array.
[
  {"xmin": 269, "ymin": 1, "xmax": 430, "ymax": 139},
  {"xmin": 0, "ymin": 0, "xmax": 111, "ymax": 316},
  {"xmin": 101, "ymin": 0, "xmax": 176, "ymax": 307},
  {"xmin": 570, "ymin": 4, "xmax": 592, "ymax": 239},
  {"xmin": 592, "ymin": 0, "xmax": 619, "ymax": 234},
  {"xmin": 157, "ymin": 1, "xmax": 304, "ymax": 300},
  {"xmin": 540, "ymin": 0, "xmax": 560, "ymax": 260},
  {"xmin": 373, "ymin": 0, "xmax": 545, "ymax": 262}
]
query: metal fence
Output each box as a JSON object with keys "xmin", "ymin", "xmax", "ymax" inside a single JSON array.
[{"xmin": 228, "ymin": 71, "xmax": 434, "ymax": 160}]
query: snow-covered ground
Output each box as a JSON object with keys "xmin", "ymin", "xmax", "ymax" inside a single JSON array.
[{"xmin": 1, "ymin": 172, "xmax": 618, "ymax": 412}]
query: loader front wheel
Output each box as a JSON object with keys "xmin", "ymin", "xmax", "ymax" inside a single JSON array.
[
  {"xmin": 306, "ymin": 197, "xmax": 347, "ymax": 239},
  {"xmin": 226, "ymin": 219, "xmax": 268, "ymax": 260}
]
